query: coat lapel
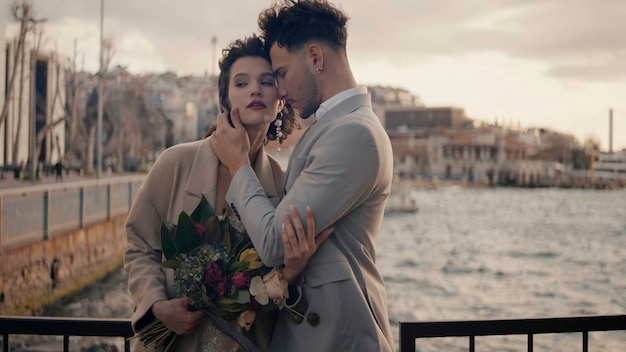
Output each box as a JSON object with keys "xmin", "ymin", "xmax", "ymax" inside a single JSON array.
[
  {"xmin": 252, "ymin": 148, "xmax": 282, "ymax": 199},
  {"xmin": 183, "ymin": 137, "xmax": 219, "ymax": 213},
  {"xmin": 183, "ymin": 137, "xmax": 281, "ymax": 213}
]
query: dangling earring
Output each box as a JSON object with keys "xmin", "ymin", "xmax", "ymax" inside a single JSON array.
[
  {"xmin": 316, "ymin": 66, "xmax": 324, "ymax": 74},
  {"xmin": 275, "ymin": 112, "xmax": 284, "ymax": 153}
]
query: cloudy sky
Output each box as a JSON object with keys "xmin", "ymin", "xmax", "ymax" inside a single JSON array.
[{"xmin": 2, "ymin": 0, "xmax": 625, "ymax": 151}]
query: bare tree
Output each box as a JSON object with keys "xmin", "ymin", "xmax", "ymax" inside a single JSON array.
[
  {"xmin": 63, "ymin": 39, "xmax": 86, "ymax": 169},
  {"xmin": 33, "ymin": 50, "xmax": 65, "ymax": 167},
  {"xmin": 85, "ymin": 37, "xmax": 115, "ymax": 174},
  {"xmin": 0, "ymin": 1, "xmax": 30, "ymax": 143}
]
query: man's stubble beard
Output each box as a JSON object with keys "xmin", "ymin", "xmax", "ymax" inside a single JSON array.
[{"xmin": 297, "ymin": 69, "xmax": 320, "ymax": 120}]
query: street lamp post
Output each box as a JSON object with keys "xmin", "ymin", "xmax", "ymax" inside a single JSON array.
[
  {"xmin": 211, "ymin": 36, "xmax": 217, "ymax": 77},
  {"xmin": 96, "ymin": 0, "xmax": 104, "ymax": 178}
]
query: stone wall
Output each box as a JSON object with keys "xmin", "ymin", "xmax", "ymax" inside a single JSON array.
[{"xmin": 0, "ymin": 215, "xmax": 128, "ymax": 315}]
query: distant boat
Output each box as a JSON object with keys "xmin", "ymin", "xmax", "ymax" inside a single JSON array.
[{"xmin": 385, "ymin": 182, "xmax": 419, "ymax": 214}]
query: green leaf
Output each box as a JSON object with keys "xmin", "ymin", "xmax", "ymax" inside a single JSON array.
[
  {"xmin": 203, "ymin": 216, "xmax": 223, "ymax": 244},
  {"xmin": 216, "ymin": 297, "xmax": 243, "ymax": 313},
  {"xmin": 190, "ymin": 194, "xmax": 215, "ymax": 224},
  {"xmin": 229, "ymin": 261, "xmax": 249, "ymax": 273},
  {"xmin": 160, "ymin": 220, "xmax": 178, "ymax": 259},
  {"xmin": 175, "ymin": 211, "xmax": 199, "ymax": 254},
  {"xmin": 231, "ymin": 290, "xmax": 251, "ymax": 304},
  {"xmin": 161, "ymin": 259, "xmax": 180, "ymax": 269},
  {"xmin": 230, "ymin": 230, "xmax": 248, "ymax": 258}
]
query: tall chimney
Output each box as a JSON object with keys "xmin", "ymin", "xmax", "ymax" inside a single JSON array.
[{"xmin": 609, "ymin": 108, "xmax": 613, "ymax": 153}]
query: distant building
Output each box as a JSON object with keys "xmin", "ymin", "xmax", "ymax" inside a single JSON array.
[
  {"xmin": 385, "ymin": 106, "xmax": 467, "ymax": 131},
  {"xmin": 1, "ymin": 31, "xmax": 66, "ymax": 169}
]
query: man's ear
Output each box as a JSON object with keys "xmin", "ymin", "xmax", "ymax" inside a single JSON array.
[{"xmin": 308, "ymin": 44, "xmax": 324, "ymax": 73}]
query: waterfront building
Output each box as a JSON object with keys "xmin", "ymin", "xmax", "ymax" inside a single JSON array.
[
  {"xmin": 1, "ymin": 28, "xmax": 66, "ymax": 172},
  {"xmin": 386, "ymin": 114, "xmax": 574, "ymax": 186}
]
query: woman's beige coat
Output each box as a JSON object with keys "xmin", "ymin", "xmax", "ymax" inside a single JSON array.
[{"xmin": 124, "ymin": 137, "xmax": 284, "ymax": 351}]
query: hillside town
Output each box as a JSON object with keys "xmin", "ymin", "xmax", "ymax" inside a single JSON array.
[{"xmin": 0, "ymin": 9, "xmax": 624, "ymax": 190}]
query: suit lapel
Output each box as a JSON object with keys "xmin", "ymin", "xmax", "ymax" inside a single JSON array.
[{"xmin": 282, "ymin": 93, "xmax": 372, "ymax": 196}]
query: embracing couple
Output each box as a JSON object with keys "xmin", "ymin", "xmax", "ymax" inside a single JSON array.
[{"xmin": 124, "ymin": 1, "xmax": 394, "ymax": 351}]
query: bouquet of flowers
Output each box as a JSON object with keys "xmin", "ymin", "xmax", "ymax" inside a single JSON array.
[{"xmin": 133, "ymin": 195, "xmax": 299, "ymax": 352}]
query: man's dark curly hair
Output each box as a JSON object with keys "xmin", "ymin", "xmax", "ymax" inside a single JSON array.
[
  {"xmin": 204, "ymin": 35, "xmax": 297, "ymax": 142},
  {"xmin": 258, "ymin": 0, "xmax": 349, "ymax": 53}
]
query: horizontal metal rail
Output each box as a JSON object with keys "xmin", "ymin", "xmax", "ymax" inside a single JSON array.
[
  {"xmin": 3, "ymin": 314, "xmax": 625, "ymax": 351},
  {"xmin": 400, "ymin": 314, "xmax": 626, "ymax": 352},
  {"xmin": 0, "ymin": 174, "xmax": 144, "ymax": 251},
  {"xmin": 0, "ymin": 316, "xmax": 133, "ymax": 352}
]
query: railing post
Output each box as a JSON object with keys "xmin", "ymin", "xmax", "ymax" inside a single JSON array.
[
  {"xmin": 399, "ymin": 323, "xmax": 416, "ymax": 352},
  {"xmin": 469, "ymin": 335, "xmax": 475, "ymax": 352},
  {"xmin": 43, "ymin": 190, "xmax": 49, "ymax": 240},
  {"xmin": 107, "ymin": 183, "xmax": 111, "ymax": 220},
  {"xmin": 128, "ymin": 182, "xmax": 132, "ymax": 211},
  {"xmin": 79, "ymin": 187, "xmax": 84, "ymax": 228},
  {"xmin": 0, "ymin": 194, "xmax": 3, "ymax": 252},
  {"xmin": 527, "ymin": 333, "xmax": 533, "ymax": 352},
  {"xmin": 582, "ymin": 331, "xmax": 588, "ymax": 352}
]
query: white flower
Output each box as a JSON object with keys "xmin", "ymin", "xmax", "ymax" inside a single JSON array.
[
  {"xmin": 236, "ymin": 310, "xmax": 256, "ymax": 331},
  {"xmin": 263, "ymin": 268, "xmax": 289, "ymax": 307},
  {"xmin": 249, "ymin": 276, "xmax": 269, "ymax": 305}
]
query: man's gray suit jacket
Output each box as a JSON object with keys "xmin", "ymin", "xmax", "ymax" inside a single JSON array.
[{"xmin": 226, "ymin": 92, "xmax": 395, "ymax": 351}]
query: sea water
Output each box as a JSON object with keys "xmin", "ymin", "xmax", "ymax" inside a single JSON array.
[{"xmin": 32, "ymin": 187, "xmax": 626, "ymax": 351}]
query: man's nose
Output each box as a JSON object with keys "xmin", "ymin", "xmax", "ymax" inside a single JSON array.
[{"xmin": 276, "ymin": 82, "xmax": 287, "ymax": 100}]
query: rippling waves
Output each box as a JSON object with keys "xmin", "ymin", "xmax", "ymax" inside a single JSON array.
[
  {"xmin": 380, "ymin": 187, "xmax": 626, "ymax": 351},
  {"xmin": 41, "ymin": 187, "xmax": 626, "ymax": 351}
]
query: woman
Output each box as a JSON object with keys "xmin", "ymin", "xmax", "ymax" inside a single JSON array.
[{"xmin": 124, "ymin": 35, "xmax": 329, "ymax": 351}]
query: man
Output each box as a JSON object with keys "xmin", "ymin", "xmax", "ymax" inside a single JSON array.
[
  {"xmin": 210, "ymin": 0, "xmax": 395, "ymax": 350},
  {"xmin": 54, "ymin": 160, "xmax": 63, "ymax": 181}
]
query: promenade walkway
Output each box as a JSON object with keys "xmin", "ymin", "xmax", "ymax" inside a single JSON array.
[{"xmin": 0, "ymin": 171, "xmax": 141, "ymax": 191}]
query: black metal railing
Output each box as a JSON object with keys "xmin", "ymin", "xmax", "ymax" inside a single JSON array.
[
  {"xmin": 400, "ymin": 314, "xmax": 626, "ymax": 352},
  {"xmin": 3, "ymin": 314, "xmax": 625, "ymax": 351},
  {"xmin": 0, "ymin": 316, "xmax": 133, "ymax": 352}
]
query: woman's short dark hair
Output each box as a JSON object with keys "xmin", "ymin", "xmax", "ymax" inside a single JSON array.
[
  {"xmin": 258, "ymin": 0, "xmax": 349, "ymax": 53},
  {"xmin": 205, "ymin": 35, "xmax": 297, "ymax": 142}
]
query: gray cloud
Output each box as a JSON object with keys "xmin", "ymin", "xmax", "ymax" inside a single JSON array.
[
  {"xmin": 2, "ymin": 0, "xmax": 624, "ymax": 81},
  {"xmin": 346, "ymin": 0, "xmax": 626, "ymax": 82}
]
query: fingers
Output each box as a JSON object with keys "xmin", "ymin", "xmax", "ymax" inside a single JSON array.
[
  {"xmin": 189, "ymin": 309, "xmax": 204, "ymax": 326},
  {"xmin": 316, "ymin": 228, "xmax": 334, "ymax": 246},
  {"xmin": 305, "ymin": 206, "xmax": 315, "ymax": 246},
  {"xmin": 282, "ymin": 215, "xmax": 296, "ymax": 257},
  {"xmin": 230, "ymin": 108, "xmax": 243, "ymax": 129},
  {"xmin": 215, "ymin": 111, "xmax": 231, "ymax": 130},
  {"xmin": 289, "ymin": 205, "xmax": 307, "ymax": 252}
]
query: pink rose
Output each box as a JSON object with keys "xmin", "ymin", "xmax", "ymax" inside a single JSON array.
[
  {"xmin": 233, "ymin": 271, "xmax": 252, "ymax": 289},
  {"xmin": 195, "ymin": 223, "xmax": 207, "ymax": 242},
  {"xmin": 204, "ymin": 261, "xmax": 223, "ymax": 286},
  {"xmin": 216, "ymin": 276, "xmax": 232, "ymax": 297}
]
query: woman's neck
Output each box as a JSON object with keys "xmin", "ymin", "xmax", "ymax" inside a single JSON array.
[{"xmin": 247, "ymin": 129, "xmax": 266, "ymax": 166}]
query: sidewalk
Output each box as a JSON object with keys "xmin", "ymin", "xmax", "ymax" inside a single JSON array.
[{"xmin": 0, "ymin": 171, "xmax": 141, "ymax": 190}]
